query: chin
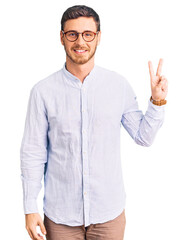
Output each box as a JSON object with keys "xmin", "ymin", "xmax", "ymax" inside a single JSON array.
[
  {"xmin": 74, "ymin": 59, "xmax": 89, "ymax": 64},
  {"xmin": 69, "ymin": 55, "xmax": 90, "ymax": 65}
]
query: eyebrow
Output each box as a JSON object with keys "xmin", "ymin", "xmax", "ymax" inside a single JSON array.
[{"xmin": 63, "ymin": 30, "xmax": 95, "ymax": 32}]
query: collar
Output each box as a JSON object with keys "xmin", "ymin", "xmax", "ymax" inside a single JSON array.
[{"xmin": 62, "ymin": 62, "xmax": 96, "ymax": 87}]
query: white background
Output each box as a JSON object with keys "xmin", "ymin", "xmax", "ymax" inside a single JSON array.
[{"xmin": 0, "ymin": 0, "xmax": 187, "ymax": 239}]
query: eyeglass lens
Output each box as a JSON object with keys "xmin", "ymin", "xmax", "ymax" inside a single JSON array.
[{"xmin": 65, "ymin": 31, "xmax": 96, "ymax": 42}]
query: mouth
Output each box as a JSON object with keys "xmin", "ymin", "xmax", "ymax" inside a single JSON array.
[{"xmin": 74, "ymin": 49, "xmax": 88, "ymax": 54}]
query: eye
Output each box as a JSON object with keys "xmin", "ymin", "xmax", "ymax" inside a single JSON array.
[
  {"xmin": 68, "ymin": 32, "xmax": 76, "ymax": 37},
  {"xmin": 84, "ymin": 32, "xmax": 93, "ymax": 37},
  {"xmin": 85, "ymin": 33, "xmax": 92, "ymax": 36}
]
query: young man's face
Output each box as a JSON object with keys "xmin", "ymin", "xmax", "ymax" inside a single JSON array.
[{"xmin": 60, "ymin": 17, "xmax": 101, "ymax": 65}]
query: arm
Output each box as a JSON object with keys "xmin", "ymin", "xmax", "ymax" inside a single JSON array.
[
  {"xmin": 20, "ymin": 85, "xmax": 48, "ymax": 239},
  {"xmin": 121, "ymin": 58, "xmax": 168, "ymax": 146},
  {"xmin": 121, "ymin": 96, "xmax": 165, "ymax": 147}
]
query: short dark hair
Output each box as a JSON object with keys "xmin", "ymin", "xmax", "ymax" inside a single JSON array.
[{"xmin": 61, "ymin": 5, "xmax": 100, "ymax": 31}]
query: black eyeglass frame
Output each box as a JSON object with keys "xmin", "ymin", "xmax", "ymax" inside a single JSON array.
[{"xmin": 61, "ymin": 30, "xmax": 99, "ymax": 42}]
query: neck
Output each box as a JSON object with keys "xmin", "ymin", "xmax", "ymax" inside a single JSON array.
[{"xmin": 65, "ymin": 58, "xmax": 95, "ymax": 83}]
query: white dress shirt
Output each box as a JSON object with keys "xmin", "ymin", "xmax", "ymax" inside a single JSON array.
[{"xmin": 20, "ymin": 63, "xmax": 165, "ymax": 227}]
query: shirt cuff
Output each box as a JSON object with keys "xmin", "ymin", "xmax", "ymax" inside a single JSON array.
[
  {"xmin": 146, "ymin": 99, "xmax": 165, "ymax": 119},
  {"xmin": 23, "ymin": 199, "xmax": 39, "ymax": 214}
]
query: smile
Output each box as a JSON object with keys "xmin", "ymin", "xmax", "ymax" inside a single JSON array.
[{"xmin": 74, "ymin": 49, "xmax": 88, "ymax": 54}]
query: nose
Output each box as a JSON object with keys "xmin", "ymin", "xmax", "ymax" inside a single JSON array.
[{"xmin": 75, "ymin": 33, "xmax": 85, "ymax": 44}]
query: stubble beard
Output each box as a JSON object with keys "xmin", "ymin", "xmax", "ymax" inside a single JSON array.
[{"xmin": 64, "ymin": 43, "xmax": 98, "ymax": 65}]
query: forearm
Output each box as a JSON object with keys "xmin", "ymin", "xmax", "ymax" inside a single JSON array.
[
  {"xmin": 134, "ymin": 100, "xmax": 165, "ymax": 146},
  {"xmin": 20, "ymin": 165, "xmax": 45, "ymax": 214},
  {"xmin": 20, "ymin": 132, "xmax": 48, "ymax": 214},
  {"xmin": 121, "ymin": 100, "xmax": 165, "ymax": 147}
]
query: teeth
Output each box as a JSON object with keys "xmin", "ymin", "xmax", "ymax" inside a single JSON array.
[{"xmin": 75, "ymin": 50, "xmax": 86, "ymax": 52}]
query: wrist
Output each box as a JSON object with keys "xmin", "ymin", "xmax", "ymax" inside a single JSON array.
[{"xmin": 150, "ymin": 96, "xmax": 167, "ymax": 106}]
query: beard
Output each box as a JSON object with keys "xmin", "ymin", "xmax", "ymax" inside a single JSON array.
[{"xmin": 63, "ymin": 42, "xmax": 98, "ymax": 65}]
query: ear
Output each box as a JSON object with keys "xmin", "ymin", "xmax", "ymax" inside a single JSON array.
[
  {"xmin": 97, "ymin": 31, "xmax": 101, "ymax": 46},
  {"xmin": 60, "ymin": 30, "xmax": 64, "ymax": 46}
]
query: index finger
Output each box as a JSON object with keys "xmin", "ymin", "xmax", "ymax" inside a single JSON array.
[
  {"xmin": 148, "ymin": 60, "xmax": 154, "ymax": 79},
  {"xmin": 156, "ymin": 58, "xmax": 163, "ymax": 76}
]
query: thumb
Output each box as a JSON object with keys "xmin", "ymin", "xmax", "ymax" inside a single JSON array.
[{"xmin": 38, "ymin": 219, "xmax": 47, "ymax": 235}]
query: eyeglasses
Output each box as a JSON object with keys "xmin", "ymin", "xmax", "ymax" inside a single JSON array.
[{"xmin": 62, "ymin": 30, "xmax": 99, "ymax": 42}]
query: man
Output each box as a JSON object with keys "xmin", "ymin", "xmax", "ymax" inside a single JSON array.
[{"xmin": 20, "ymin": 5, "xmax": 168, "ymax": 240}]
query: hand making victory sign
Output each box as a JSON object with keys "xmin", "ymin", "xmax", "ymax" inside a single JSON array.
[{"xmin": 148, "ymin": 58, "xmax": 168, "ymax": 101}]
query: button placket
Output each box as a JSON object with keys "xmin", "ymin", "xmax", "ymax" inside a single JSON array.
[{"xmin": 81, "ymin": 82, "xmax": 90, "ymax": 227}]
